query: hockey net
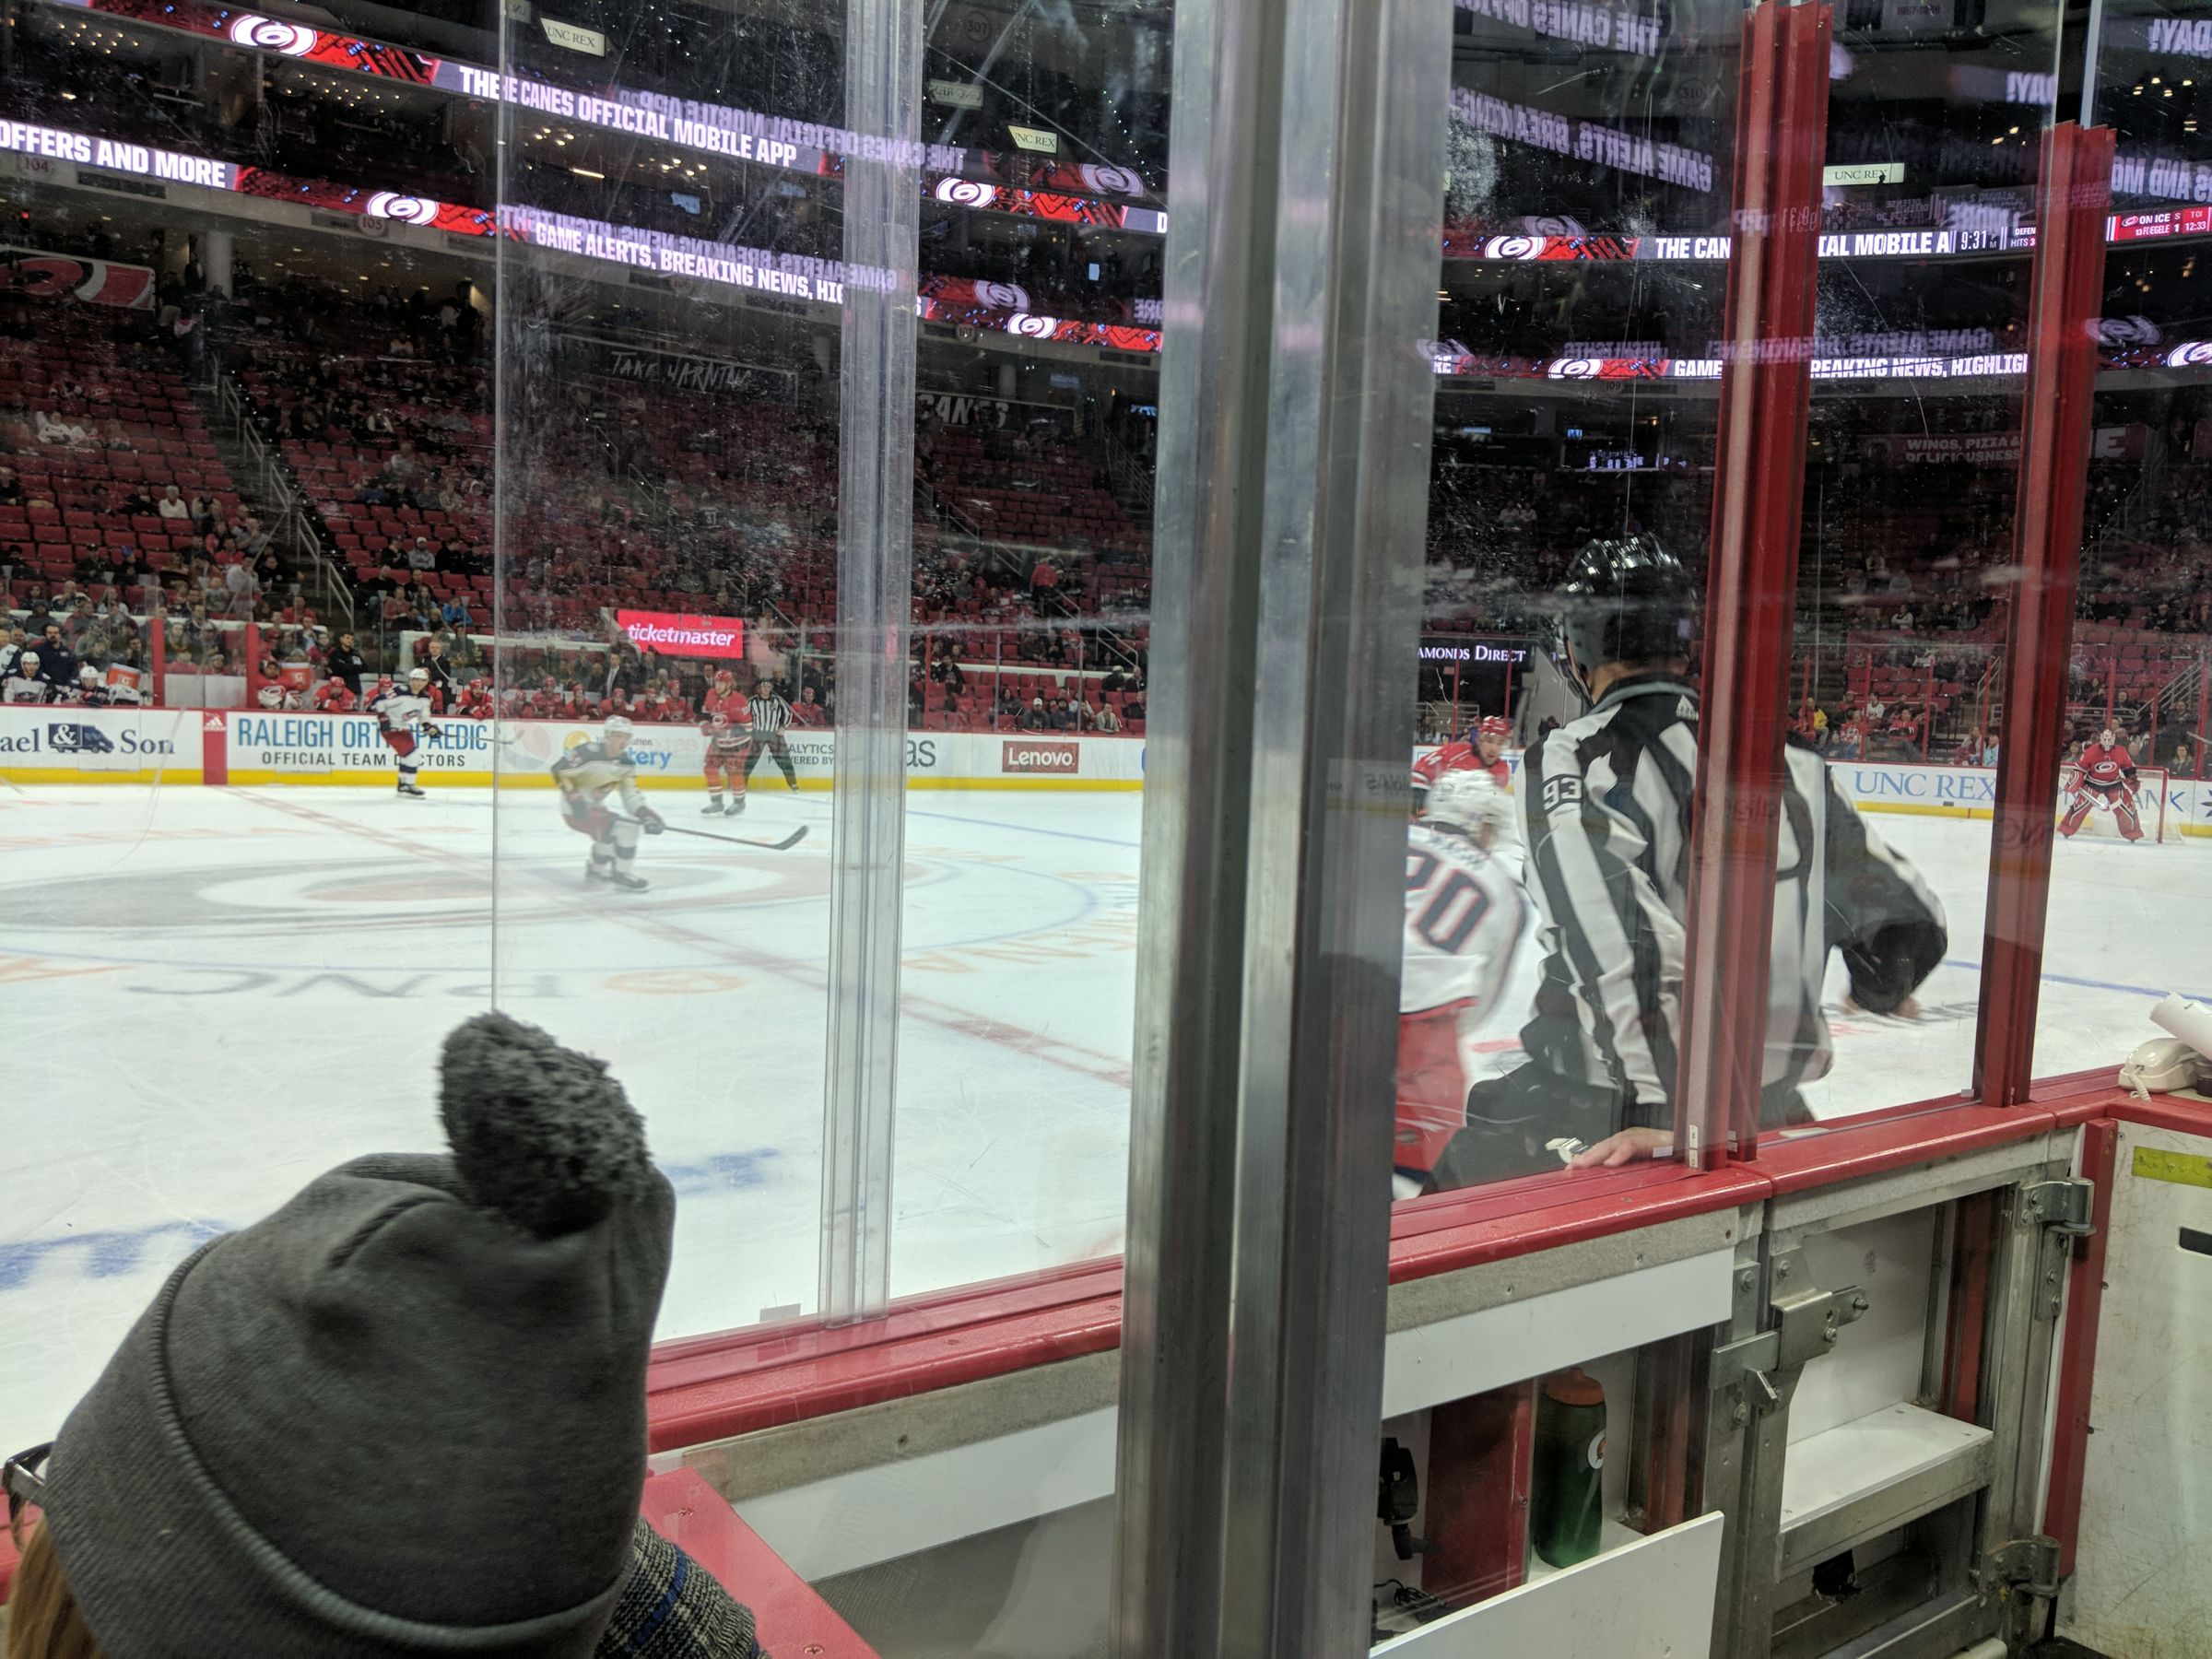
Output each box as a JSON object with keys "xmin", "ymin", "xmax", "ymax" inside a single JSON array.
[{"xmin": 2057, "ymin": 766, "xmax": 2171, "ymax": 843}]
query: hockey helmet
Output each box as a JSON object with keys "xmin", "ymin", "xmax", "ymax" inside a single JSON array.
[
  {"xmin": 1426, "ymin": 771, "xmax": 1515, "ymax": 845},
  {"xmin": 604, "ymin": 715, "xmax": 636, "ymax": 742},
  {"xmin": 1548, "ymin": 535, "xmax": 1699, "ymax": 704},
  {"xmin": 409, "ymin": 667, "xmax": 430, "ymax": 684},
  {"xmin": 80, "ymin": 664, "xmax": 101, "ymax": 684},
  {"xmin": 1477, "ymin": 715, "xmax": 1511, "ymax": 737}
]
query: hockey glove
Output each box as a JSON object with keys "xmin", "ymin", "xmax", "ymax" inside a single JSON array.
[{"xmin": 639, "ymin": 808, "xmax": 666, "ymax": 834}]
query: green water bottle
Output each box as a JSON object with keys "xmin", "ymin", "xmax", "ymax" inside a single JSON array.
[{"xmin": 1531, "ymin": 1367, "xmax": 1606, "ymax": 1569}]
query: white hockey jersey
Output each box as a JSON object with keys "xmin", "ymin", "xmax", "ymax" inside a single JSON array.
[
  {"xmin": 551, "ymin": 740, "xmax": 647, "ymax": 818},
  {"xmin": 369, "ymin": 690, "xmax": 436, "ymax": 734},
  {"xmin": 1400, "ymin": 820, "xmax": 1527, "ymax": 1018}
]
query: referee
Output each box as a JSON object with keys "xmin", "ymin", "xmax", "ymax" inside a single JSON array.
[
  {"xmin": 744, "ymin": 679, "xmax": 800, "ymax": 791},
  {"xmin": 1428, "ymin": 535, "xmax": 1947, "ymax": 1189}
]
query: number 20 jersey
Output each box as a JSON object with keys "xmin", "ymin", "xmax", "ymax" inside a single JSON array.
[{"xmin": 1400, "ymin": 820, "xmax": 1527, "ymax": 1018}]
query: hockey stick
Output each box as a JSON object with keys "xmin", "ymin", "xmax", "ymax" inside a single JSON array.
[{"xmin": 610, "ymin": 814, "xmax": 809, "ymax": 852}]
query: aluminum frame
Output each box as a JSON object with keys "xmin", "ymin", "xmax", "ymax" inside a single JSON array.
[
  {"xmin": 1108, "ymin": 0, "xmax": 1451, "ymax": 1644},
  {"xmin": 820, "ymin": 0, "xmax": 924, "ymax": 1324}
]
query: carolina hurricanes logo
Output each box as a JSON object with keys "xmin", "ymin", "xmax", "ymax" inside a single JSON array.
[
  {"xmin": 1483, "ymin": 235, "xmax": 1544, "ymax": 261},
  {"xmin": 1547, "ymin": 357, "xmax": 1604, "ymax": 380},
  {"xmin": 2095, "ymin": 314, "xmax": 2160, "ymax": 347},
  {"xmin": 974, "ymin": 280, "xmax": 1030, "ymax": 311},
  {"xmin": 228, "ymin": 15, "xmax": 319, "ymax": 54},
  {"xmin": 1077, "ymin": 162, "xmax": 1146, "ymax": 197},
  {"xmin": 2164, "ymin": 341, "xmax": 2212, "ymax": 369},
  {"xmin": 933, "ymin": 178, "xmax": 995, "ymax": 208},
  {"xmin": 1005, "ymin": 312, "xmax": 1058, "ymax": 338},
  {"xmin": 366, "ymin": 194, "xmax": 441, "ymax": 226}
]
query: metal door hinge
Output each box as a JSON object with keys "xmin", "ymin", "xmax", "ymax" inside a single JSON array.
[
  {"xmin": 1711, "ymin": 1246, "xmax": 1868, "ymax": 1419},
  {"xmin": 2025, "ymin": 1178, "xmax": 2096, "ymax": 1320},
  {"xmin": 2024, "ymin": 1178, "xmax": 2096, "ymax": 1237},
  {"xmin": 1978, "ymin": 1535, "xmax": 2061, "ymax": 1600}
]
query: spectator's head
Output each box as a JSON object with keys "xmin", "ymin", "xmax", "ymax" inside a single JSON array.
[
  {"xmin": 162, "ymin": 484, "xmax": 181, "ymax": 500},
  {"xmin": 337, "ymin": 631, "xmax": 355, "ymax": 651}
]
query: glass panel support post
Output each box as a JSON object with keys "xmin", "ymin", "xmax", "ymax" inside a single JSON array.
[
  {"xmin": 1972, "ymin": 124, "xmax": 2113, "ymax": 1109},
  {"xmin": 819, "ymin": 0, "xmax": 923, "ymax": 1325},
  {"xmin": 1108, "ymin": 0, "xmax": 1451, "ymax": 1649}
]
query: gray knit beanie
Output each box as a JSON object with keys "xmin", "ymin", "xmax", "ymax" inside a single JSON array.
[{"xmin": 41, "ymin": 1013, "xmax": 680, "ymax": 1656}]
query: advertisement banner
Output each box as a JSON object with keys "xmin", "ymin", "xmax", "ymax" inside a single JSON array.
[
  {"xmin": 0, "ymin": 244, "xmax": 155, "ymax": 309},
  {"xmin": 1880, "ymin": 432, "xmax": 2022, "ymax": 465},
  {"xmin": 1824, "ymin": 759, "xmax": 2212, "ymax": 838},
  {"xmin": 1001, "ymin": 738, "xmax": 1080, "ymax": 776},
  {"xmin": 6, "ymin": 712, "xmax": 1159, "ymax": 788},
  {"xmin": 0, "ymin": 707, "xmax": 198, "ymax": 782},
  {"xmin": 615, "ymin": 610, "xmax": 747, "ymax": 660},
  {"xmin": 569, "ymin": 336, "xmax": 796, "ymax": 401},
  {"xmin": 225, "ymin": 710, "xmax": 505, "ymax": 782}
]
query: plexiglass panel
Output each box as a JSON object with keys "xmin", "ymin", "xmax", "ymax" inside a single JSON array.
[
  {"xmin": 0, "ymin": 10, "xmax": 500, "ymax": 1441},
  {"xmin": 2030, "ymin": 4, "xmax": 2212, "ymax": 1077},
  {"xmin": 489, "ymin": 3, "xmax": 850, "ymax": 1335}
]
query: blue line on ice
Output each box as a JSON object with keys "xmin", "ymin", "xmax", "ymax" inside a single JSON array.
[{"xmin": 0, "ymin": 1150, "xmax": 778, "ymax": 1292}]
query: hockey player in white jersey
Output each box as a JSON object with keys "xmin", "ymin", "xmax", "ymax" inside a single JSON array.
[
  {"xmin": 1395, "ymin": 771, "xmax": 1528, "ymax": 1194},
  {"xmin": 368, "ymin": 668, "xmax": 441, "ymax": 797},
  {"xmin": 552, "ymin": 715, "xmax": 665, "ymax": 891}
]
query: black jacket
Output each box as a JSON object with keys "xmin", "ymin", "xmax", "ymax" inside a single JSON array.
[{"xmin": 326, "ymin": 645, "xmax": 366, "ymax": 694}]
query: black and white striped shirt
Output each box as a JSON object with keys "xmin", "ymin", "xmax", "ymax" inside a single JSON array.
[
  {"xmin": 1516, "ymin": 674, "xmax": 1947, "ymax": 1126},
  {"xmin": 747, "ymin": 691, "xmax": 793, "ymax": 735}
]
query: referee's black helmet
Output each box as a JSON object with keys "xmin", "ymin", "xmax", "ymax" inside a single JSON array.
[{"xmin": 1550, "ymin": 534, "xmax": 1700, "ymax": 703}]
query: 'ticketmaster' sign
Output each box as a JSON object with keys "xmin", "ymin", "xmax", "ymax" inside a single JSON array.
[{"xmin": 615, "ymin": 609, "xmax": 747, "ymax": 659}]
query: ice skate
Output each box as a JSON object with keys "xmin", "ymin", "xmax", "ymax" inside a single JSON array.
[
  {"xmin": 396, "ymin": 782, "xmax": 427, "ymax": 798},
  {"xmin": 724, "ymin": 797, "xmax": 747, "ymax": 817}
]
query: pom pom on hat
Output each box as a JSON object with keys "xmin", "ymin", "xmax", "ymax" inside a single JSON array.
[{"xmin": 440, "ymin": 1012, "xmax": 653, "ymax": 1237}]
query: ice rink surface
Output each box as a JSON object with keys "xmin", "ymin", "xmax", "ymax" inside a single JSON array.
[{"xmin": 4, "ymin": 779, "xmax": 2204, "ymax": 1440}]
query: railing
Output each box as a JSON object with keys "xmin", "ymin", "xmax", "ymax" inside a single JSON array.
[
  {"xmin": 204, "ymin": 364, "xmax": 357, "ymax": 630},
  {"xmin": 1101, "ymin": 432, "xmax": 1156, "ymax": 524}
]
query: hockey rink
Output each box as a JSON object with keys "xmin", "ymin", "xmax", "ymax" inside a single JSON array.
[{"xmin": 4, "ymin": 781, "xmax": 2206, "ymax": 1441}]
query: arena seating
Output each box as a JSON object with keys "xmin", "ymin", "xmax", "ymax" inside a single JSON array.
[{"xmin": 0, "ymin": 308, "xmax": 243, "ymax": 586}]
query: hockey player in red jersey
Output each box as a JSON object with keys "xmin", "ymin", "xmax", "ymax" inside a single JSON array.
[
  {"xmin": 699, "ymin": 668, "xmax": 753, "ymax": 816},
  {"xmin": 369, "ymin": 668, "xmax": 441, "ymax": 797},
  {"xmin": 1412, "ymin": 715, "xmax": 1512, "ymax": 817},
  {"xmin": 1396, "ymin": 771, "xmax": 1527, "ymax": 1194},
  {"xmin": 2060, "ymin": 726, "xmax": 2144, "ymax": 841},
  {"xmin": 457, "ymin": 677, "xmax": 496, "ymax": 721},
  {"xmin": 312, "ymin": 677, "xmax": 358, "ymax": 714}
]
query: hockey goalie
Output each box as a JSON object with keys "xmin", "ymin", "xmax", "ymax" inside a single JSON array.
[
  {"xmin": 1395, "ymin": 771, "xmax": 1528, "ymax": 1195},
  {"xmin": 2059, "ymin": 726, "xmax": 2145, "ymax": 842}
]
